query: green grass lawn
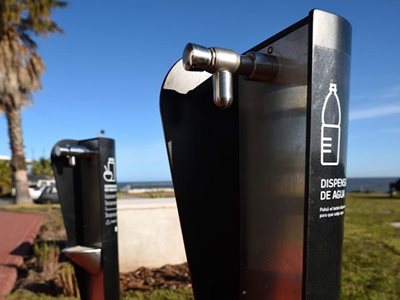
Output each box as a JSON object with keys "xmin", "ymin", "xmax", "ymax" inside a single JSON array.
[
  {"xmin": 341, "ymin": 193, "xmax": 400, "ymax": 300},
  {"xmin": 3, "ymin": 193, "xmax": 400, "ymax": 299},
  {"xmin": 7, "ymin": 288, "xmax": 194, "ymax": 300},
  {"xmin": 121, "ymin": 289, "xmax": 194, "ymax": 300}
]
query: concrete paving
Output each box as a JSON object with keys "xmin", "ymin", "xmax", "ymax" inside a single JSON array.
[{"xmin": 117, "ymin": 198, "xmax": 187, "ymax": 272}]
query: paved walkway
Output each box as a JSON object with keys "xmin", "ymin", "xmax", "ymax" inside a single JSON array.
[{"xmin": 0, "ymin": 210, "xmax": 44, "ymax": 296}]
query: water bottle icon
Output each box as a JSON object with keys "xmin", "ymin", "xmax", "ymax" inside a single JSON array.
[
  {"xmin": 103, "ymin": 157, "xmax": 116, "ymax": 182},
  {"xmin": 321, "ymin": 83, "xmax": 341, "ymax": 166}
]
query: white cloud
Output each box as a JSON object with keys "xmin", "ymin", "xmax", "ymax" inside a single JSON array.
[
  {"xmin": 381, "ymin": 85, "xmax": 400, "ymax": 99},
  {"xmin": 350, "ymin": 105, "xmax": 400, "ymax": 120},
  {"xmin": 351, "ymin": 83, "xmax": 400, "ymax": 105}
]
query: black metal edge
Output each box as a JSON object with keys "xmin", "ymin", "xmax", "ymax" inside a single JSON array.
[
  {"xmin": 302, "ymin": 9, "xmax": 314, "ymax": 300},
  {"xmin": 98, "ymin": 138, "xmax": 120, "ymax": 299},
  {"xmin": 248, "ymin": 15, "xmax": 310, "ymax": 52},
  {"xmin": 302, "ymin": 10, "xmax": 352, "ymax": 299}
]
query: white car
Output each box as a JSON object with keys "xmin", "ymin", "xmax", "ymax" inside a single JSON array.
[
  {"xmin": 29, "ymin": 185, "xmax": 49, "ymax": 200},
  {"xmin": 11, "ymin": 179, "xmax": 55, "ymax": 200}
]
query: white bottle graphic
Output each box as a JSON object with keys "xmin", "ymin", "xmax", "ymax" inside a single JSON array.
[
  {"xmin": 103, "ymin": 157, "xmax": 116, "ymax": 182},
  {"xmin": 321, "ymin": 83, "xmax": 341, "ymax": 166}
]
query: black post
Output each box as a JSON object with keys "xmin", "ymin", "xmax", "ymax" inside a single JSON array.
[
  {"xmin": 51, "ymin": 138, "xmax": 119, "ymax": 300},
  {"xmin": 160, "ymin": 9, "xmax": 351, "ymax": 300}
]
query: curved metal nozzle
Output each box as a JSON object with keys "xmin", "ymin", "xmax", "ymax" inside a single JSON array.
[
  {"xmin": 63, "ymin": 245, "xmax": 102, "ymax": 276},
  {"xmin": 183, "ymin": 43, "xmax": 213, "ymax": 72},
  {"xmin": 54, "ymin": 144, "xmax": 96, "ymax": 166},
  {"xmin": 182, "ymin": 43, "xmax": 279, "ymax": 109},
  {"xmin": 54, "ymin": 145, "xmax": 94, "ymax": 157},
  {"xmin": 213, "ymin": 70, "xmax": 234, "ymax": 109},
  {"xmin": 183, "ymin": 43, "xmax": 241, "ymax": 74}
]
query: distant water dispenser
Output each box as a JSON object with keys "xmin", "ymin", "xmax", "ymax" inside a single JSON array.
[{"xmin": 51, "ymin": 138, "xmax": 119, "ymax": 300}]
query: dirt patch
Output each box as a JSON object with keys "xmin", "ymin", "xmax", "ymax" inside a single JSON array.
[
  {"xmin": 12, "ymin": 240, "xmax": 75, "ymax": 297},
  {"xmin": 120, "ymin": 263, "xmax": 191, "ymax": 292},
  {"xmin": 14, "ymin": 253, "xmax": 191, "ymax": 297},
  {"xmin": 36, "ymin": 206, "xmax": 66, "ymax": 241},
  {"xmin": 10, "ymin": 205, "xmax": 191, "ymax": 297}
]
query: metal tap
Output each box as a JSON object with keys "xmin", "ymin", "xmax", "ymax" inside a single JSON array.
[
  {"xmin": 182, "ymin": 43, "xmax": 279, "ymax": 108},
  {"xmin": 54, "ymin": 145, "xmax": 96, "ymax": 166}
]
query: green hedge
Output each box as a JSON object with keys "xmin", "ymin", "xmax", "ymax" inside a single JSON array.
[{"xmin": 0, "ymin": 160, "xmax": 12, "ymax": 195}]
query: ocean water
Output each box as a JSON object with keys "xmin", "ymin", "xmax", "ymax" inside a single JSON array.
[
  {"xmin": 119, "ymin": 178, "xmax": 399, "ymax": 193},
  {"xmin": 118, "ymin": 181, "xmax": 173, "ymax": 190},
  {"xmin": 346, "ymin": 177, "xmax": 398, "ymax": 192}
]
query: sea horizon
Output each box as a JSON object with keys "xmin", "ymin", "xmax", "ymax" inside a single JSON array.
[{"xmin": 118, "ymin": 177, "xmax": 400, "ymax": 192}]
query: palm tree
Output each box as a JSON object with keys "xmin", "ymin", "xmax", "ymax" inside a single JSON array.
[{"xmin": 0, "ymin": 0, "xmax": 67, "ymax": 204}]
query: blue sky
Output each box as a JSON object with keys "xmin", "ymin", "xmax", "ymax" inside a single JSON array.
[{"xmin": 0, "ymin": 0, "xmax": 399, "ymax": 181}]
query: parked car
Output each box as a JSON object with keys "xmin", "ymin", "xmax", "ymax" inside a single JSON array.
[
  {"xmin": 11, "ymin": 178, "xmax": 55, "ymax": 199},
  {"xmin": 29, "ymin": 184, "xmax": 49, "ymax": 200},
  {"xmin": 34, "ymin": 185, "xmax": 59, "ymax": 204}
]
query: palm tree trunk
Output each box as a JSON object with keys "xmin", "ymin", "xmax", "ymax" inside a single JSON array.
[{"xmin": 6, "ymin": 106, "xmax": 31, "ymax": 204}]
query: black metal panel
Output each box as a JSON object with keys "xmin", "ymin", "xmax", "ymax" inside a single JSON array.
[
  {"xmin": 239, "ymin": 23, "xmax": 309, "ymax": 300},
  {"xmin": 51, "ymin": 139, "xmax": 89, "ymax": 298},
  {"xmin": 303, "ymin": 10, "xmax": 351, "ymax": 300},
  {"xmin": 160, "ymin": 77, "xmax": 240, "ymax": 299},
  {"xmin": 51, "ymin": 140, "xmax": 80, "ymax": 245},
  {"xmin": 97, "ymin": 138, "xmax": 119, "ymax": 300}
]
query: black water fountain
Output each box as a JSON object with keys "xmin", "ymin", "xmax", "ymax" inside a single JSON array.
[
  {"xmin": 160, "ymin": 9, "xmax": 351, "ymax": 300},
  {"xmin": 51, "ymin": 138, "xmax": 119, "ymax": 300}
]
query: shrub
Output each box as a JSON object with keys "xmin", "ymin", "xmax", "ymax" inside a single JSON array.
[{"xmin": 0, "ymin": 160, "xmax": 12, "ymax": 195}]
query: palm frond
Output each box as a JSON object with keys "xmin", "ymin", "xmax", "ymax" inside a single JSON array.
[{"xmin": 0, "ymin": 0, "xmax": 66, "ymax": 111}]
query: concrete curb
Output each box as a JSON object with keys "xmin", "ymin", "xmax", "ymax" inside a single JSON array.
[{"xmin": 118, "ymin": 198, "xmax": 187, "ymax": 272}]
